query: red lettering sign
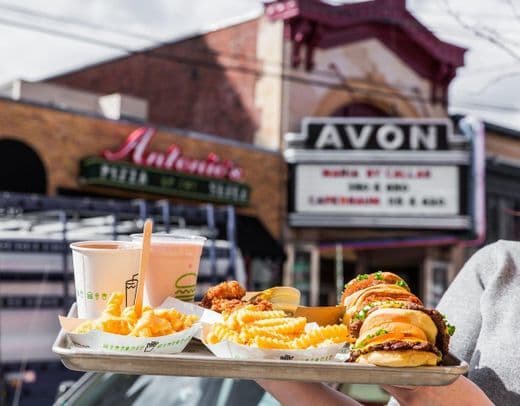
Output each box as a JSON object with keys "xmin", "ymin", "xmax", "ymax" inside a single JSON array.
[{"xmin": 102, "ymin": 127, "xmax": 243, "ymax": 181}]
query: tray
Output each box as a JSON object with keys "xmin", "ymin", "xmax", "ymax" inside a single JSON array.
[{"xmin": 52, "ymin": 304, "xmax": 468, "ymax": 386}]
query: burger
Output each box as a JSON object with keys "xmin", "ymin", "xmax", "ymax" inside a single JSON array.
[{"xmin": 341, "ymin": 271, "xmax": 455, "ymax": 367}]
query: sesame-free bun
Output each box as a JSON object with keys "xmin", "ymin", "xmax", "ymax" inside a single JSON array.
[
  {"xmin": 341, "ymin": 272, "xmax": 407, "ymax": 303},
  {"xmin": 342, "ymin": 285, "xmax": 423, "ymax": 326},
  {"xmin": 360, "ymin": 308, "xmax": 438, "ymax": 345},
  {"xmin": 343, "ymin": 284, "xmax": 409, "ymax": 309},
  {"xmin": 356, "ymin": 350, "xmax": 438, "ymax": 367}
]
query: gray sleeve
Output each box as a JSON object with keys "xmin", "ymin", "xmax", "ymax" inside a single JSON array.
[
  {"xmin": 436, "ymin": 244, "xmax": 492, "ymax": 363},
  {"xmin": 386, "ymin": 245, "xmax": 493, "ymax": 406}
]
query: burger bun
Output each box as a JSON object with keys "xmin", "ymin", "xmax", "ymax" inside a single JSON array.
[{"xmin": 356, "ymin": 350, "xmax": 438, "ymax": 367}]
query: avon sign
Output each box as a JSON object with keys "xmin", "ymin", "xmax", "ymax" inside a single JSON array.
[{"xmin": 102, "ymin": 127, "xmax": 243, "ymax": 181}]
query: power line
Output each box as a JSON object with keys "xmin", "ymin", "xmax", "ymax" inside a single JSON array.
[
  {"xmin": 0, "ymin": 0, "xmax": 480, "ymax": 98},
  {"xmin": 0, "ymin": 14, "xmax": 439, "ymax": 106},
  {"xmin": 0, "ymin": 6, "xmax": 518, "ymax": 113},
  {"xmin": 0, "ymin": 16, "xmax": 135, "ymax": 53},
  {"xmin": 459, "ymin": 62, "xmax": 520, "ymax": 76},
  {"xmin": 0, "ymin": 2, "xmax": 340, "ymax": 80},
  {"xmin": 0, "ymin": 1, "xmax": 161, "ymax": 44},
  {"xmin": 9, "ymin": 0, "xmax": 516, "ymax": 106}
]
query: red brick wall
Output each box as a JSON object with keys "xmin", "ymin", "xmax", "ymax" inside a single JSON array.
[{"xmin": 48, "ymin": 20, "xmax": 260, "ymax": 144}]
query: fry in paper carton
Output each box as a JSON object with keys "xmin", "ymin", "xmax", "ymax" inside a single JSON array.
[
  {"xmin": 206, "ymin": 305, "xmax": 348, "ymax": 350},
  {"xmin": 74, "ymin": 292, "xmax": 198, "ymax": 337}
]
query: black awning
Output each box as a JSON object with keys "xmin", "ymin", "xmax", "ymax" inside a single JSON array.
[{"xmin": 232, "ymin": 215, "xmax": 285, "ymax": 261}]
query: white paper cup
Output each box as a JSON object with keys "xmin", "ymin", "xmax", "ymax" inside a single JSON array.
[
  {"xmin": 70, "ymin": 241, "xmax": 142, "ymax": 319},
  {"xmin": 131, "ymin": 233, "xmax": 206, "ymax": 306}
]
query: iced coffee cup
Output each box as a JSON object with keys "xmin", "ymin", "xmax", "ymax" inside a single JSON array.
[
  {"xmin": 70, "ymin": 241, "xmax": 141, "ymax": 319},
  {"xmin": 131, "ymin": 233, "xmax": 206, "ymax": 306}
]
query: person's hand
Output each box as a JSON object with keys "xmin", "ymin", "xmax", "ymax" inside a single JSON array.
[
  {"xmin": 257, "ymin": 380, "xmax": 362, "ymax": 406},
  {"xmin": 382, "ymin": 384, "xmax": 432, "ymax": 406},
  {"xmin": 382, "ymin": 376, "xmax": 493, "ymax": 406}
]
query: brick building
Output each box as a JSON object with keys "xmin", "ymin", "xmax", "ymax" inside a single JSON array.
[{"xmin": 48, "ymin": 19, "xmax": 264, "ymax": 144}]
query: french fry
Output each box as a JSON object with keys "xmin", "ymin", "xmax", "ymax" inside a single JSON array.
[
  {"xmin": 206, "ymin": 306, "xmax": 348, "ymax": 349},
  {"xmin": 72, "ymin": 292, "xmax": 198, "ymax": 337}
]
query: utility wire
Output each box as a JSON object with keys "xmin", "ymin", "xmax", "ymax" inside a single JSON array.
[
  {"xmin": 0, "ymin": 15, "xmax": 436, "ymax": 105},
  {"xmin": 6, "ymin": 0, "xmax": 517, "ymax": 107},
  {"xmin": 0, "ymin": 1, "xmax": 470, "ymax": 98},
  {"xmin": 0, "ymin": 2, "xmax": 341, "ymax": 79},
  {"xmin": 0, "ymin": 8, "xmax": 519, "ymax": 112}
]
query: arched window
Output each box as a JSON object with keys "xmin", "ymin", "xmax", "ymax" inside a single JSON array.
[
  {"xmin": 0, "ymin": 138, "xmax": 47, "ymax": 193},
  {"xmin": 331, "ymin": 103, "xmax": 389, "ymax": 117}
]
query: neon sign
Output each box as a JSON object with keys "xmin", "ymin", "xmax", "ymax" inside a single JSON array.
[{"xmin": 102, "ymin": 127, "xmax": 243, "ymax": 181}]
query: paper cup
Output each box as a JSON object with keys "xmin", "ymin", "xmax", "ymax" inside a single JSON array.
[
  {"xmin": 70, "ymin": 241, "xmax": 141, "ymax": 319},
  {"xmin": 131, "ymin": 233, "xmax": 206, "ymax": 306}
]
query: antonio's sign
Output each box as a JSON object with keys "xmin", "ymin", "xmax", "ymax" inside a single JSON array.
[
  {"xmin": 79, "ymin": 127, "xmax": 250, "ymax": 205},
  {"xmin": 103, "ymin": 127, "xmax": 243, "ymax": 180}
]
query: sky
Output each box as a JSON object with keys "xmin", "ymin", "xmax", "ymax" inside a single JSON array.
[{"xmin": 0, "ymin": 0, "xmax": 519, "ymax": 128}]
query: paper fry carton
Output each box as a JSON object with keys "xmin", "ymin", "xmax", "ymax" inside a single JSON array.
[
  {"xmin": 59, "ymin": 297, "xmax": 206, "ymax": 354},
  {"xmin": 201, "ymin": 324, "xmax": 346, "ymax": 361}
]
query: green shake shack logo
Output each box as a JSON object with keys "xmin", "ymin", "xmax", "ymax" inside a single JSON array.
[{"xmin": 174, "ymin": 272, "xmax": 197, "ymax": 301}]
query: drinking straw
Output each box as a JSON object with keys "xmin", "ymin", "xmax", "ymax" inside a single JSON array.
[{"xmin": 135, "ymin": 218, "xmax": 153, "ymax": 316}]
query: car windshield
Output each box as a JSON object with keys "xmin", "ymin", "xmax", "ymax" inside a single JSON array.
[
  {"xmin": 55, "ymin": 374, "xmax": 281, "ymax": 406},
  {"xmin": 55, "ymin": 373, "xmax": 390, "ymax": 406}
]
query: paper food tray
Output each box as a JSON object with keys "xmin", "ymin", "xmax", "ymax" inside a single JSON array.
[
  {"xmin": 53, "ymin": 303, "xmax": 468, "ymax": 386},
  {"xmin": 58, "ymin": 298, "xmax": 207, "ymax": 354}
]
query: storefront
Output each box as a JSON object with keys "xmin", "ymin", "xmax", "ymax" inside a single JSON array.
[
  {"xmin": 0, "ymin": 95, "xmax": 286, "ymax": 392},
  {"xmin": 0, "ymin": 96, "xmax": 286, "ymax": 277}
]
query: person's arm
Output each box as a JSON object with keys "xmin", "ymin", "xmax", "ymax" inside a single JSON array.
[
  {"xmin": 384, "ymin": 244, "xmax": 495, "ymax": 405},
  {"xmin": 256, "ymin": 380, "xmax": 362, "ymax": 406},
  {"xmin": 435, "ymin": 244, "xmax": 491, "ymax": 362},
  {"xmin": 257, "ymin": 376, "xmax": 494, "ymax": 406},
  {"xmin": 383, "ymin": 376, "xmax": 493, "ymax": 406}
]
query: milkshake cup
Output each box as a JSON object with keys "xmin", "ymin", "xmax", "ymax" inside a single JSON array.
[
  {"xmin": 130, "ymin": 233, "xmax": 206, "ymax": 306},
  {"xmin": 70, "ymin": 241, "xmax": 141, "ymax": 319}
]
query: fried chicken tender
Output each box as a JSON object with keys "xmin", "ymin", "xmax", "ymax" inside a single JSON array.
[
  {"xmin": 201, "ymin": 281, "xmax": 274, "ymax": 314},
  {"xmin": 201, "ymin": 281, "xmax": 246, "ymax": 309},
  {"xmin": 207, "ymin": 298, "xmax": 245, "ymax": 313},
  {"xmin": 248, "ymin": 297, "xmax": 274, "ymax": 312}
]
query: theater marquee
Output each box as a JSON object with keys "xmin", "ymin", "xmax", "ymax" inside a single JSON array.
[{"xmin": 286, "ymin": 118, "xmax": 475, "ymax": 229}]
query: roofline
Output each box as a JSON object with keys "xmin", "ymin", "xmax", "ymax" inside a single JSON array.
[
  {"xmin": 451, "ymin": 113, "xmax": 520, "ymax": 140},
  {"xmin": 0, "ymin": 95, "xmax": 280, "ymax": 156},
  {"xmin": 44, "ymin": 9, "xmax": 262, "ymax": 82},
  {"xmin": 266, "ymin": 0, "xmax": 466, "ymax": 67}
]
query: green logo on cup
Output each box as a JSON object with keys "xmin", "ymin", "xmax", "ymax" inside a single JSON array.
[{"xmin": 174, "ymin": 272, "xmax": 197, "ymax": 301}]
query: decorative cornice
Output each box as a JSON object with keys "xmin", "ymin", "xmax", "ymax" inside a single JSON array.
[{"xmin": 265, "ymin": 0, "xmax": 466, "ymax": 84}]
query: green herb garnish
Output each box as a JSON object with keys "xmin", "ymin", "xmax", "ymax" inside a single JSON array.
[
  {"xmin": 441, "ymin": 313, "xmax": 456, "ymax": 336},
  {"xmin": 395, "ymin": 280, "xmax": 408, "ymax": 289},
  {"xmin": 355, "ymin": 306, "xmax": 371, "ymax": 320},
  {"xmin": 356, "ymin": 274, "xmax": 369, "ymax": 281},
  {"xmin": 375, "ymin": 328, "xmax": 388, "ymax": 336},
  {"xmin": 447, "ymin": 325, "xmax": 456, "ymax": 336},
  {"xmin": 354, "ymin": 328, "xmax": 388, "ymax": 349},
  {"xmin": 355, "ymin": 309, "xmax": 366, "ymax": 320},
  {"xmin": 374, "ymin": 271, "xmax": 384, "ymax": 280}
]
